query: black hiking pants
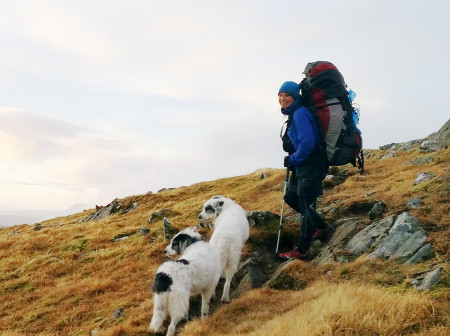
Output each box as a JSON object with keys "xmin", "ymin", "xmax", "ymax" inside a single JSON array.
[
  {"xmin": 284, "ymin": 172, "xmax": 327, "ymax": 253},
  {"xmin": 296, "ymin": 196, "xmax": 327, "ymax": 253}
]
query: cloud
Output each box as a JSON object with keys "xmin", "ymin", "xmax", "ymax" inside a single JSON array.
[
  {"xmin": 0, "ymin": 1, "xmax": 449, "ymax": 212},
  {"xmin": 0, "ymin": 105, "xmax": 282, "ymax": 211},
  {"xmin": 0, "ymin": 107, "xmax": 140, "ymax": 208}
]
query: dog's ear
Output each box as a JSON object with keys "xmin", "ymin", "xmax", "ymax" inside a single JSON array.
[
  {"xmin": 213, "ymin": 200, "xmax": 224, "ymax": 214},
  {"xmin": 179, "ymin": 237, "xmax": 192, "ymax": 254}
]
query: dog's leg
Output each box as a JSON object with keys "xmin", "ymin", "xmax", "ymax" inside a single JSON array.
[
  {"xmin": 221, "ymin": 274, "xmax": 232, "ymax": 303},
  {"xmin": 221, "ymin": 264, "xmax": 235, "ymax": 303},
  {"xmin": 200, "ymin": 293, "xmax": 210, "ymax": 319},
  {"xmin": 201, "ymin": 282, "xmax": 217, "ymax": 319},
  {"xmin": 166, "ymin": 310, "xmax": 186, "ymax": 336},
  {"xmin": 165, "ymin": 290, "xmax": 189, "ymax": 336},
  {"xmin": 221, "ymin": 253, "xmax": 239, "ymax": 303}
]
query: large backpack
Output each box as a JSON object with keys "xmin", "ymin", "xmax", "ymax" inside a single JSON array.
[{"xmin": 301, "ymin": 61, "xmax": 364, "ymax": 173}]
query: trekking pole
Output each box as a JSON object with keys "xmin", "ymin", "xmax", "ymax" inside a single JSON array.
[{"xmin": 275, "ymin": 167, "xmax": 290, "ymax": 254}]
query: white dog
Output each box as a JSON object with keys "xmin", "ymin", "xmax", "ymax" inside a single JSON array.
[
  {"xmin": 149, "ymin": 227, "xmax": 220, "ymax": 336},
  {"xmin": 198, "ymin": 196, "xmax": 249, "ymax": 303}
]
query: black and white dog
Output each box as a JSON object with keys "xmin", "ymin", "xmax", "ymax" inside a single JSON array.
[
  {"xmin": 149, "ymin": 227, "xmax": 220, "ymax": 336},
  {"xmin": 198, "ymin": 196, "xmax": 249, "ymax": 303}
]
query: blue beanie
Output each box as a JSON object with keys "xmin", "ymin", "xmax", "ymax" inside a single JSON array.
[{"xmin": 278, "ymin": 81, "xmax": 301, "ymax": 100}]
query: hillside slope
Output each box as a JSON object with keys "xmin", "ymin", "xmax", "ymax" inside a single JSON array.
[{"xmin": 0, "ymin": 123, "xmax": 449, "ymax": 336}]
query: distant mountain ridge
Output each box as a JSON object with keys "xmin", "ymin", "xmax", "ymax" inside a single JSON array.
[{"xmin": 0, "ymin": 203, "xmax": 92, "ymax": 227}]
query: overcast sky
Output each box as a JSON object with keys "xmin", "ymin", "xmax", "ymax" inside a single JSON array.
[{"xmin": 0, "ymin": 0, "xmax": 448, "ymax": 212}]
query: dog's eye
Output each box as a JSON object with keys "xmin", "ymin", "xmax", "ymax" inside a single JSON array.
[{"xmin": 205, "ymin": 205, "xmax": 215, "ymax": 214}]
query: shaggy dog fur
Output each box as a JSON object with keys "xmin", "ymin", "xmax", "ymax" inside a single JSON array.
[
  {"xmin": 198, "ymin": 196, "xmax": 249, "ymax": 303},
  {"xmin": 149, "ymin": 227, "xmax": 220, "ymax": 336}
]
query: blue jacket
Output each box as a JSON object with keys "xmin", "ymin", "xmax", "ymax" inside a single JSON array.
[{"xmin": 282, "ymin": 101, "xmax": 321, "ymax": 167}]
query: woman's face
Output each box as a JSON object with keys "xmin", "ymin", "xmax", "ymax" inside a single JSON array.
[{"xmin": 278, "ymin": 92, "xmax": 294, "ymax": 109}]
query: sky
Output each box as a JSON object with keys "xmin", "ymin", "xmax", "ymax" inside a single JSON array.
[{"xmin": 0, "ymin": 0, "xmax": 449, "ymax": 213}]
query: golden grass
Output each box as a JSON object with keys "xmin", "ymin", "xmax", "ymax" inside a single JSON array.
[
  {"xmin": 0, "ymin": 147, "xmax": 448, "ymax": 335},
  {"xmin": 218, "ymin": 281, "xmax": 444, "ymax": 336}
]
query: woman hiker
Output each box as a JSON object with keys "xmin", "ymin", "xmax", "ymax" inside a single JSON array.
[{"xmin": 277, "ymin": 80, "xmax": 332, "ymax": 261}]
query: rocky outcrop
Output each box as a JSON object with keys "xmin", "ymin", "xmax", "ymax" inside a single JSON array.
[
  {"xmin": 246, "ymin": 211, "xmax": 279, "ymax": 227},
  {"xmin": 367, "ymin": 212, "xmax": 426, "ymax": 261},
  {"xmin": 82, "ymin": 199, "xmax": 139, "ymax": 222},
  {"xmin": 413, "ymin": 267, "xmax": 443, "ymax": 291},
  {"xmin": 148, "ymin": 208, "xmax": 181, "ymax": 223},
  {"xmin": 235, "ymin": 210, "xmax": 441, "ymax": 294},
  {"xmin": 414, "ymin": 172, "xmax": 435, "ymax": 185},
  {"xmin": 425, "ymin": 118, "xmax": 449, "ymax": 148},
  {"xmin": 163, "ymin": 217, "xmax": 178, "ymax": 240},
  {"xmin": 368, "ymin": 201, "xmax": 386, "ymax": 220}
]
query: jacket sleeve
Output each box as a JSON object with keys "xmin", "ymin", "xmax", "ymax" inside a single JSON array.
[{"xmin": 289, "ymin": 108, "xmax": 316, "ymax": 166}]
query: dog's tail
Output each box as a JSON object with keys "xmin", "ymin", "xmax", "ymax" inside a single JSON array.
[{"xmin": 149, "ymin": 292, "xmax": 169, "ymax": 333}]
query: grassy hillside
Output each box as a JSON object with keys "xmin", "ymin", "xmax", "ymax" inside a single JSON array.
[{"xmin": 0, "ymin": 144, "xmax": 448, "ymax": 336}]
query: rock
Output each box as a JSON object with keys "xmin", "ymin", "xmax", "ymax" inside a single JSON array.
[
  {"xmin": 148, "ymin": 208, "xmax": 179, "ymax": 223},
  {"xmin": 380, "ymin": 151, "xmax": 396, "ymax": 160},
  {"xmin": 328, "ymin": 218, "xmax": 363, "ymax": 247},
  {"xmin": 426, "ymin": 118, "xmax": 449, "ymax": 147},
  {"xmin": 345, "ymin": 200, "xmax": 379, "ymax": 216},
  {"xmin": 346, "ymin": 215, "xmax": 395, "ymax": 255},
  {"xmin": 112, "ymin": 232, "xmax": 135, "ymax": 242},
  {"xmin": 379, "ymin": 143, "xmax": 397, "ymax": 150},
  {"xmin": 404, "ymin": 156, "xmax": 435, "ymax": 165},
  {"xmin": 83, "ymin": 200, "xmax": 122, "ymax": 222},
  {"xmin": 112, "ymin": 308, "xmax": 123, "ymax": 319},
  {"xmin": 157, "ymin": 187, "xmax": 174, "ymax": 193},
  {"xmin": 33, "ymin": 223, "xmax": 42, "ymax": 231},
  {"xmin": 265, "ymin": 260, "xmax": 297, "ymax": 290},
  {"xmin": 391, "ymin": 230, "xmax": 427, "ymax": 260},
  {"xmin": 323, "ymin": 169, "xmax": 349, "ymax": 188},
  {"xmin": 420, "ymin": 140, "xmax": 440, "ymax": 152},
  {"xmin": 312, "ymin": 246, "xmax": 336, "ymax": 265},
  {"xmin": 398, "ymin": 139, "xmax": 421, "ymax": 151},
  {"xmin": 369, "ymin": 202, "xmax": 386, "ymax": 220},
  {"xmin": 163, "ymin": 217, "xmax": 178, "ymax": 240},
  {"xmin": 312, "ymin": 217, "xmax": 363, "ymax": 265},
  {"xmin": 406, "ymin": 198, "xmax": 423, "ymax": 209},
  {"xmin": 416, "ymin": 267, "xmax": 443, "ymax": 291},
  {"xmin": 413, "ymin": 172, "xmax": 435, "ymax": 185},
  {"xmin": 235, "ymin": 249, "xmax": 281, "ymax": 295},
  {"xmin": 246, "ymin": 211, "xmax": 279, "ymax": 227},
  {"xmin": 139, "ymin": 227, "xmax": 150, "ymax": 235},
  {"xmin": 234, "ymin": 258, "xmax": 266, "ymax": 296},
  {"xmin": 368, "ymin": 212, "xmax": 424, "ymax": 260},
  {"xmin": 404, "ymin": 243, "xmax": 434, "ymax": 264},
  {"xmin": 124, "ymin": 202, "xmax": 138, "ymax": 213}
]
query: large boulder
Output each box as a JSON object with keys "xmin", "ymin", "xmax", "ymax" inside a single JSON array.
[
  {"xmin": 346, "ymin": 215, "xmax": 395, "ymax": 255},
  {"xmin": 368, "ymin": 212, "xmax": 426, "ymax": 261}
]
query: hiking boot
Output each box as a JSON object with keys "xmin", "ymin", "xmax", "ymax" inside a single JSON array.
[
  {"xmin": 313, "ymin": 225, "xmax": 334, "ymax": 243},
  {"xmin": 278, "ymin": 248, "xmax": 312, "ymax": 261}
]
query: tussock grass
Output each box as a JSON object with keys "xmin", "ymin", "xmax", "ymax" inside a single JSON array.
[
  {"xmin": 183, "ymin": 281, "xmax": 447, "ymax": 336},
  {"xmin": 0, "ymin": 148, "xmax": 448, "ymax": 335}
]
